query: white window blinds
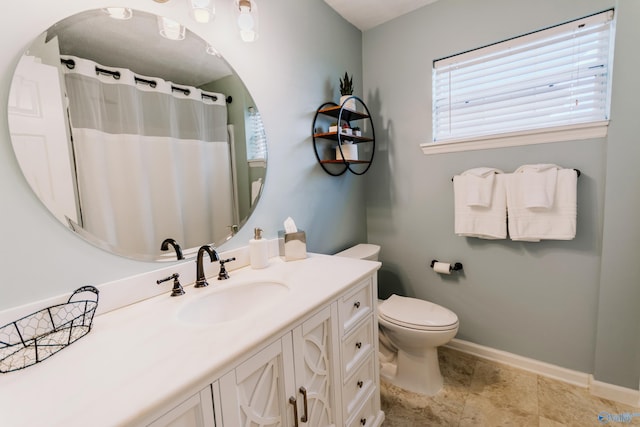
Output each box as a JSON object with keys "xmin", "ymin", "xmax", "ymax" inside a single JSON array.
[
  {"xmin": 432, "ymin": 9, "xmax": 615, "ymax": 143},
  {"xmin": 247, "ymin": 106, "xmax": 267, "ymax": 160}
]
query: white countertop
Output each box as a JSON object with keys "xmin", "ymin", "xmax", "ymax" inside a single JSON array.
[{"xmin": 0, "ymin": 254, "xmax": 380, "ymax": 427}]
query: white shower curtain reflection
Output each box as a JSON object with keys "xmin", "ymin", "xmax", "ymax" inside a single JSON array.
[{"xmin": 62, "ymin": 56, "xmax": 233, "ymax": 258}]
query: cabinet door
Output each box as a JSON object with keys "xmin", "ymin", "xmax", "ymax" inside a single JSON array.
[
  {"xmin": 292, "ymin": 304, "xmax": 341, "ymax": 427},
  {"xmin": 148, "ymin": 386, "xmax": 215, "ymax": 427},
  {"xmin": 219, "ymin": 339, "xmax": 294, "ymax": 427}
]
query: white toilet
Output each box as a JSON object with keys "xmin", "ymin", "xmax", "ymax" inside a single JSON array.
[{"xmin": 335, "ymin": 244, "xmax": 459, "ymax": 396}]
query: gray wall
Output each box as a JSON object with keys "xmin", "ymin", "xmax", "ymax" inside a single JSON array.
[
  {"xmin": 594, "ymin": 0, "xmax": 640, "ymax": 390},
  {"xmin": 3, "ymin": 0, "xmax": 637, "ymax": 392},
  {"xmin": 0, "ymin": 0, "xmax": 366, "ymax": 309},
  {"xmin": 363, "ymin": 0, "xmax": 639, "ymax": 389}
]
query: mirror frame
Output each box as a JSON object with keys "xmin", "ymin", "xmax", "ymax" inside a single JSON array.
[{"xmin": 7, "ymin": 8, "xmax": 267, "ymax": 262}]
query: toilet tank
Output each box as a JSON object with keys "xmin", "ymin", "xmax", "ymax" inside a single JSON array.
[{"xmin": 334, "ymin": 244, "xmax": 380, "ymax": 261}]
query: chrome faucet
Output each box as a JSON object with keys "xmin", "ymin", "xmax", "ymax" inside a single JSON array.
[
  {"xmin": 195, "ymin": 245, "xmax": 219, "ymax": 288},
  {"xmin": 161, "ymin": 238, "xmax": 184, "ymax": 260}
]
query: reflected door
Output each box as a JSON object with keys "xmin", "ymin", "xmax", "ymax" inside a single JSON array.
[{"xmin": 8, "ymin": 55, "xmax": 77, "ymax": 224}]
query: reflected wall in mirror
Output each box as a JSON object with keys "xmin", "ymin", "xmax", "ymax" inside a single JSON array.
[{"xmin": 7, "ymin": 8, "xmax": 267, "ymax": 262}]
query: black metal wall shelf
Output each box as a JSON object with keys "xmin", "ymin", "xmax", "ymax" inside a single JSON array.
[{"xmin": 312, "ymin": 95, "xmax": 375, "ymax": 176}]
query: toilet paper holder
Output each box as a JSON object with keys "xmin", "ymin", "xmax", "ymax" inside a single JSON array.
[{"xmin": 430, "ymin": 260, "xmax": 463, "ymax": 272}]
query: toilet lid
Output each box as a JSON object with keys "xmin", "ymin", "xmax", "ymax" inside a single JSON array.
[
  {"xmin": 378, "ymin": 294, "xmax": 458, "ymax": 331},
  {"xmin": 334, "ymin": 244, "xmax": 380, "ymax": 260}
]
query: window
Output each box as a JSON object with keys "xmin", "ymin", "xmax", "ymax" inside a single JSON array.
[
  {"xmin": 431, "ymin": 9, "xmax": 615, "ymax": 147},
  {"xmin": 247, "ymin": 106, "xmax": 267, "ymax": 161}
]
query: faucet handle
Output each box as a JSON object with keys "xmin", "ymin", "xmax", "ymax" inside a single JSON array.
[
  {"xmin": 157, "ymin": 273, "xmax": 185, "ymax": 297},
  {"xmin": 217, "ymin": 257, "xmax": 237, "ymax": 280}
]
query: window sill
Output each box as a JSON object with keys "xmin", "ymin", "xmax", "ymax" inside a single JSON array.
[{"xmin": 420, "ymin": 121, "xmax": 609, "ymax": 155}]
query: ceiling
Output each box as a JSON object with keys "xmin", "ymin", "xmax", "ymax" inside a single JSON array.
[
  {"xmin": 45, "ymin": 9, "xmax": 232, "ymax": 87},
  {"xmin": 324, "ymin": 0, "xmax": 440, "ymax": 31},
  {"xmin": 37, "ymin": 2, "xmax": 438, "ymax": 88}
]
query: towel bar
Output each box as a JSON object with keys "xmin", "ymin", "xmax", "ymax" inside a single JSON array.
[{"xmin": 451, "ymin": 168, "xmax": 581, "ymax": 181}]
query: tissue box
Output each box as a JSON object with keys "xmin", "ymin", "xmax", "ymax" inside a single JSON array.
[{"xmin": 278, "ymin": 230, "xmax": 307, "ymax": 261}]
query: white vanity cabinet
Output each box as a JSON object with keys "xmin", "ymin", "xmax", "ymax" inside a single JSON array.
[
  {"xmin": 0, "ymin": 255, "xmax": 383, "ymax": 427},
  {"xmin": 218, "ymin": 304, "xmax": 341, "ymax": 426},
  {"xmin": 215, "ymin": 273, "xmax": 383, "ymax": 427},
  {"xmin": 338, "ymin": 276, "xmax": 381, "ymax": 427},
  {"xmin": 148, "ymin": 386, "xmax": 216, "ymax": 427}
]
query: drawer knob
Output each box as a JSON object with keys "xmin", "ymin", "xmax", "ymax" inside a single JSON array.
[
  {"xmin": 360, "ymin": 418, "xmax": 367, "ymax": 425},
  {"xmin": 357, "ymin": 380, "xmax": 363, "ymax": 388},
  {"xmin": 355, "ymin": 341, "xmax": 362, "ymax": 349},
  {"xmin": 354, "ymin": 301, "xmax": 361, "ymax": 309}
]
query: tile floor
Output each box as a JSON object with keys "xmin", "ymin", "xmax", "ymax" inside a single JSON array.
[{"xmin": 380, "ymin": 347, "xmax": 640, "ymax": 426}]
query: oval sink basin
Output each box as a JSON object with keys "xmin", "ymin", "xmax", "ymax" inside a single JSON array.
[{"xmin": 177, "ymin": 281, "xmax": 289, "ymax": 325}]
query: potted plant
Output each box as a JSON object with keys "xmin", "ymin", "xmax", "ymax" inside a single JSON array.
[
  {"xmin": 341, "ymin": 123, "xmax": 352, "ymax": 135},
  {"xmin": 329, "ymin": 122, "xmax": 338, "ymax": 133},
  {"xmin": 339, "ymin": 72, "xmax": 356, "ymax": 110},
  {"xmin": 352, "ymin": 126, "xmax": 361, "ymax": 137}
]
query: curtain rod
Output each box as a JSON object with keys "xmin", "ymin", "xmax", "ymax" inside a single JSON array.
[
  {"xmin": 60, "ymin": 59, "xmax": 232, "ymax": 104},
  {"xmin": 61, "ymin": 58, "xmax": 75, "ymax": 69},
  {"xmin": 171, "ymin": 85, "xmax": 190, "ymax": 96},
  {"xmin": 95, "ymin": 66, "xmax": 120, "ymax": 80},
  {"xmin": 135, "ymin": 76, "xmax": 157, "ymax": 88}
]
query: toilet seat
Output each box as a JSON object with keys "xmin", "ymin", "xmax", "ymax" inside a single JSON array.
[{"xmin": 378, "ymin": 294, "xmax": 459, "ymax": 331}]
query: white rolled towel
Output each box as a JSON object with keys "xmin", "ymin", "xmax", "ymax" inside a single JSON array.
[
  {"xmin": 461, "ymin": 167, "xmax": 504, "ymax": 207},
  {"xmin": 454, "ymin": 173, "xmax": 507, "ymax": 239},
  {"xmin": 506, "ymin": 168, "xmax": 578, "ymax": 241},
  {"xmin": 513, "ymin": 164, "xmax": 560, "ymax": 209}
]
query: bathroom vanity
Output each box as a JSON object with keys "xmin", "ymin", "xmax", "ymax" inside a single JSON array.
[{"xmin": 0, "ymin": 254, "xmax": 384, "ymax": 427}]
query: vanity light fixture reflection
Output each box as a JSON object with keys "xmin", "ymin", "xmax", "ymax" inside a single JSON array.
[
  {"xmin": 103, "ymin": 7, "xmax": 133, "ymax": 20},
  {"xmin": 236, "ymin": 0, "xmax": 258, "ymax": 42},
  {"xmin": 158, "ymin": 16, "xmax": 186, "ymax": 40},
  {"xmin": 190, "ymin": 0, "xmax": 215, "ymax": 24}
]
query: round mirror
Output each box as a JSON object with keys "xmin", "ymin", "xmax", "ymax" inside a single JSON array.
[{"xmin": 7, "ymin": 8, "xmax": 267, "ymax": 262}]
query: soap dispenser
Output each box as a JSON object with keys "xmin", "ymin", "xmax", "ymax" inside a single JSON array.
[{"xmin": 250, "ymin": 227, "xmax": 269, "ymax": 269}]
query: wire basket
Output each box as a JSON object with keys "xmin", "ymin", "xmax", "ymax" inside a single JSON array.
[{"xmin": 0, "ymin": 285, "xmax": 99, "ymax": 373}]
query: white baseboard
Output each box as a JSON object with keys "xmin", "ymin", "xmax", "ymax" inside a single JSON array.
[
  {"xmin": 591, "ymin": 379, "xmax": 640, "ymax": 408},
  {"xmin": 446, "ymin": 338, "xmax": 639, "ymax": 407}
]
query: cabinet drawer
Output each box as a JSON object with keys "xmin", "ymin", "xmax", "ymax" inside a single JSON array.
[
  {"xmin": 346, "ymin": 389, "xmax": 378, "ymax": 427},
  {"xmin": 339, "ymin": 278, "xmax": 373, "ymax": 334},
  {"xmin": 342, "ymin": 316, "xmax": 373, "ymax": 378},
  {"xmin": 343, "ymin": 356, "xmax": 374, "ymax": 420}
]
